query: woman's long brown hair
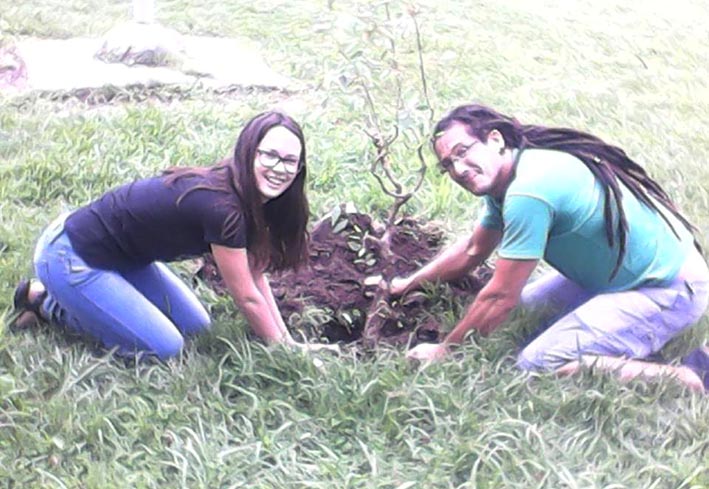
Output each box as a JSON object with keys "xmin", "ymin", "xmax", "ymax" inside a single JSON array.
[{"xmin": 164, "ymin": 111, "xmax": 309, "ymax": 272}]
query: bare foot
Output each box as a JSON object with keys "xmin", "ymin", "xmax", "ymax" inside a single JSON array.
[
  {"xmin": 555, "ymin": 355, "xmax": 706, "ymax": 393},
  {"xmin": 673, "ymin": 366, "xmax": 705, "ymax": 392}
]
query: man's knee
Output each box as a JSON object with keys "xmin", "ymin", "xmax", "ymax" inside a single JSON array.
[
  {"xmin": 516, "ymin": 348, "xmax": 544, "ymax": 371},
  {"xmin": 516, "ymin": 344, "xmax": 570, "ymax": 372}
]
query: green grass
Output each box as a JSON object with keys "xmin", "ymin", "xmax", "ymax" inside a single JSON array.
[{"xmin": 1, "ymin": 1, "xmax": 708, "ymax": 487}]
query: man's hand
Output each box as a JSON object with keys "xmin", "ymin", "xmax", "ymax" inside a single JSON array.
[
  {"xmin": 388, "ymin": 276, "xmax": 411, "ymax": 297},
  {"xmin": 363, "ymin": 274, "xmax": 412, "ymax": 297},
  {"xmin": 406, "ymin": 342, "xmax": 450, "ymax": 362}
]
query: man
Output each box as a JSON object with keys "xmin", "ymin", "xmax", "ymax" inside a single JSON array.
[{"xmin": 393, "ymin": 103, "xmax": 709, "ymax": 391}]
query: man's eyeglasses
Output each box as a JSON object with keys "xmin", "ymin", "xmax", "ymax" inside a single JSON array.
[
  {"xmin": 440, "ymin": 142, "xmax": 477, "ymax": 172},
  {"xmin": 256, "ymin": 149, "xmax": 301, "ymax": 174}
]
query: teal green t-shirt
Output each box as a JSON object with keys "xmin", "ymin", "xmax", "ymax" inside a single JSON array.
[{"xmin": 479, "ymin": 149, "xmax": 694, "ymax": 293}]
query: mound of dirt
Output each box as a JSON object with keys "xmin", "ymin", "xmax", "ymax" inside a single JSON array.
[{"xmin": 198, "ymin": 209, "xmax": 492, "ymax": 345}]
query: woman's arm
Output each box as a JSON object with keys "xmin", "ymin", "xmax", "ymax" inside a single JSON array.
[
  {"xmin": 211, "ymin": 244, "xmax": 295, "ymax": 344},
  {"xmin": 212, "ymin": 244, "xmax": 339, "ymax": 353},
  {"xmin": 250, "ymin": 269, "xmax": 339, "ymax": 352},
  {"xmin": 249, "ymin": 259, "xmax": 296, "ymax": 344}
]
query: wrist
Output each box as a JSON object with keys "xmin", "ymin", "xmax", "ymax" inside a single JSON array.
[
  {"xmin": 267, "ymin": 330, "xmax": 296, "ymax": 346},
  {"xmin": 442, "ymin": 332, "xmax": 464, "ymax": 347},
  {"xmin": 282, "ymin": 333, "xmax": 297, "ymax": 346},
  {"xmin": 390, "ymin": 275, "xmax": 414, "ymax": 296},
  {"xmin": 401, "ymin": 274, "xmax": 418, "ymax": 294}
]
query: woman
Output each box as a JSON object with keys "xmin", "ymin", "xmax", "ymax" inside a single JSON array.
[
  {"xmin": 13, "ymin": 111, "xmax": 335, "ymax": 359},
  {"xmin": 396, "ymin": 103, "xmax": 708, "ymax": 390}
]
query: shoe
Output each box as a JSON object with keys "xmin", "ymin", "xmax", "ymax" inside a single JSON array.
[
  {"xmin": 681, "ymin": 346, "xmax": 709, "ymax": 392},
  {"xmin": 11, "ymin": 278, "xmax": 47, "ymax": 329}
]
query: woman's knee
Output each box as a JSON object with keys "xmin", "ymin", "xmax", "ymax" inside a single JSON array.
[
  {"xmin": 92, "ymin": 312, "xmax": 187, "ymax": 359},
  {"xmin": 179, "ymin": 307, "xmax": 211, "ymax": 336},
  {"xmin": 143, "ymin": 262, "xmax": 212, "ymax": 335},
  {"xmin": 151, "ymin": 332, "xmax": 185, "ymax": 359}
]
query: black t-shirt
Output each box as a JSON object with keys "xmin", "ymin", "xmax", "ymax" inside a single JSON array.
[{"xmin": 64, "ymin": 174, "xmax": 247, "ymax": 270}]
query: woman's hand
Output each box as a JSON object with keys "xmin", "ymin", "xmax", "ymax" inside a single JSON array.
[
  {"xmin": 299, "ymin": 342, "xmax": 341, "ymax": 354},
  {"xmin": 288, "ymin": 341, "xmax": 341, "ymax": 353},
  {"xmin": 406, "ymin": 342, "xmax": 450, "ymax": 362},
  {"xmin": 292, "ymin": 342, "xmax": 341, "ymax": 354}
]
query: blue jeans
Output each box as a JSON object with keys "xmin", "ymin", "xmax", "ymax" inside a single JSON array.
[
  {"xmin": 33, "ymin": 214, "xmax": 211, "ymax": 359},
  {"xmin": 516, "ymin": 248, "xmax": 709, "ymax": 371}
]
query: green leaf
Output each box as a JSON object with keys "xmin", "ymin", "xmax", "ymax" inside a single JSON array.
[
  {"xmin": 330, "ymin": 204, "xmax": 342, "ymax": 226},
  {"xmin": 332, "ymin": 219, "xmax": 348, "ymax": 234}
]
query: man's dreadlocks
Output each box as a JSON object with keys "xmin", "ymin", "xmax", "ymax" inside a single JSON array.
[{"xmin": 434, "ymin": 103, "xmax": 700, "ymax": 280}]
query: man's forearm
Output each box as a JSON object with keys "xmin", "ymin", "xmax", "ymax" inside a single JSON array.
[
  {"xmin": 444, "ymin": 258, "xmax": 537, "ymax": 344},
  {"xmin": 407, "ymin": 235, "xmax": 480, "ymax": 290},
  {"xmin": 408, "ymin": 225, "xmax": 501, "ymax": 290},
  {"xmin": 443, "ymin": 291, "xmax": 516, "ymax": 344}
]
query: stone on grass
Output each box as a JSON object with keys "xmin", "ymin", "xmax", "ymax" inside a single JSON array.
[{"xmin": 2, "ymin": 28, "xmax": 297, "ymax": 96}]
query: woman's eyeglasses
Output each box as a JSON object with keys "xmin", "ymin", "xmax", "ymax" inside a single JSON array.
[{"xmin": 257, "ymin": 149, "xmax": 301, "ymax": 174}]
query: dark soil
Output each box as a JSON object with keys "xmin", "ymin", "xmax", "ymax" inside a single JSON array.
[{"xmin": 197, "ymin": 209, "xmax": 492, "ymax": 346}]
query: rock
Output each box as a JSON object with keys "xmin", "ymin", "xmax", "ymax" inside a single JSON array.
[
  {"xmin": 95, "ymin": 21, "xmax": 185, "ymax": 67},
  {"xmin": 0, "ymin": 44, "xmax": 27, "ymax": 90}
]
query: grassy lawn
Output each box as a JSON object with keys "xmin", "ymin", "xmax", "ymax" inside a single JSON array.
[{"xmin": 1, "ymin": 1, "xmax": 708, "ymax": 487}]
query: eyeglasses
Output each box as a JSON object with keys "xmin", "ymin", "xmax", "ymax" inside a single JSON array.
[
  {"xmin": 256, "ymin": 149, "xmax": 301, "ymax": 174},
  {"xmin": 440, "ymin": 141, "xmax": 478, "ymax": 172}
]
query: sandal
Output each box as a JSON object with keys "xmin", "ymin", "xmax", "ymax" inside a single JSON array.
[
  {"xmin": 681, "ymin": 346, "xmax": 709, "ymax": 392},
  {"xmin": 12, "ymin": 278, "xmax": 47, "ymax": 326}
]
